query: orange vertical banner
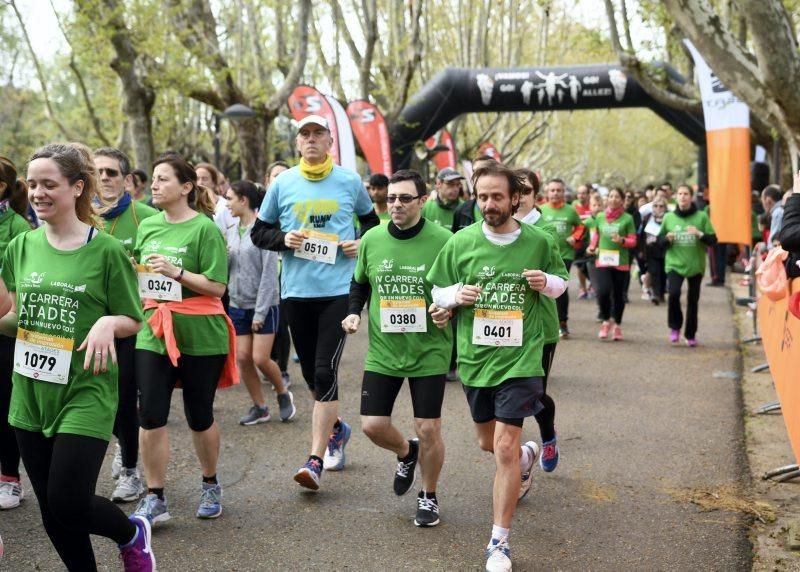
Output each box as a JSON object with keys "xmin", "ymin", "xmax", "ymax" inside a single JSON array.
[{"xmin": 706, "ymin": 128, "xmax": 752, "ymax": 244}]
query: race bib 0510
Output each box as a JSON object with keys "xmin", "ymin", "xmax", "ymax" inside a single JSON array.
[
  {"xmin": 136, "ymin": 264, "xmax": 182, "ymax": 301},
  {"xmin": 295, "ymin": 230, "xmax": 338, "ymax": 265},
  {"xmin": 380, "ymin": 298, "xmax": 427, "ymax": 333},
  {"xmin": 472, "ymin": 309, "xmax": 523, "ymax": 347},
  {"xmin": 14, "ymin": 327, "xmax": 73, "ymax": 384}
]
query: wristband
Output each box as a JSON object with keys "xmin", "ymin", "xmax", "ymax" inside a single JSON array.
[{"xmin": 175, "ymin": 268, "xmax": 185, "ymax": 282}]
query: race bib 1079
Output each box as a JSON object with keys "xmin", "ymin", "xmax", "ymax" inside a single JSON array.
[
  {"xmin": 472, "ymin": 309, "xmax": 523, "ymax": 347},
  {"xmin": 14, "ymin": 327, "xmax": 73, "ymax": 384}
]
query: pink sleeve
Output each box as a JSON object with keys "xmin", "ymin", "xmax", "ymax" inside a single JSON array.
[
  {"xmin": 590, "ymin": 229, "xmax": 599, "ymax": 249},
  {"xmin": 621, "ymin": 233, "xmax": 637, "ymax": 249}
]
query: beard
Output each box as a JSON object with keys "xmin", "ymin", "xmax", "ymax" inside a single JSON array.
[{"xmin": 482, "ymin": 207, "xmax": 512, "ymax": 228}]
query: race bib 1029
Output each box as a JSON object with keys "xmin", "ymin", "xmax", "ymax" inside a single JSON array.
[
  {"xmin": 14, "ymin": 327, "xmax": 73, "ymax": 384},
  {"xmin": 380, "ymin": 298, "xmax": 427, "ymax": 333},
  {"xmin": 472, "ymin": 309, "xmax": 523, "ymax": 347},
  {"xmin": 136, "ymin": 264, "xmax": 182, "ymax": 301},
  {"xmin": 295, "ymin": 230, "xmax": 338, "ymax": 265}
]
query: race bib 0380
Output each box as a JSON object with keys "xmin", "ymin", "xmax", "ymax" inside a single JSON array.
[
  {"xmin": 136, "ymin": 264, "xmax": 182, "ymax": 301},
  {"xmin": 14, "ymin": 327, "xmax": 73, "ymax": 384},
  {"xmin": 295, "ymin": 230, "xmax": 338, "ymax": 265},
  {"xmin": 472, "ymin": 309, "xmax": 523, "ymax": 347},
  {"xmin": 380, "ymin": 298, "xmax": 427, "ymax": 333}
]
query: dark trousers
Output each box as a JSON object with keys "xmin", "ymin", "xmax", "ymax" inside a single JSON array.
[
  {"xmin": 16, "ymin": 430, "xmax": 136, "ymax": 571},
  {"xmin": 0, "ymin": 337, "xmax": 19, "ymax": 477},
  {"xmin": 708, "ymin": 243, "xmax": 727, "ymax": 285},
  {"xmin": 556, "ymin": 259, "xmax": 572, "ymax": 322},
  {"xmin": 667, "ymin": 271, "xmax": 702, "ymax": 339},
  {"xmin": 271, "ymin": 298, "xmax": 291, "ymax": 373},
  {"xmin": 595, "ymin": 267, "xmax": 628, "ymax": 324},
  {"xmin": 648, "ymin": 256, "xmax": 667, "ymax": 299},
  {"xmin": 113, "ymin": 336, "xmax": 138, "ymax": 469},
  {"xmin": 533, "ymin": 342, "xmax": 557, "ymax": 443}
]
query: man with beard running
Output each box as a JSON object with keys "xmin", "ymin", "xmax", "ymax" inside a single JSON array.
[{"xmin": 428, "ymin": 162, "xmax": 568, "ymax": 572}]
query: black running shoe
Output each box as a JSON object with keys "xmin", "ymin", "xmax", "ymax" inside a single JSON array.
[
  {"xmin": 393, "ymin": 438, "xmax": 419, "ymax": 496},
  {"xmin": 414, "ymin": 491, "xmax": 440, "ymax": 527}
]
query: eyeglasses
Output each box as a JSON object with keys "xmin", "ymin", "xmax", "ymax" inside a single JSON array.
[
  {"xmin": 98, "ymin": 167, "xmax": 120, "ymax": 178},
  {"xmin": 387, "ymin": 195, "xmax": 421, "ymax": 204},
  {"xmin": 653, "ymin": 204, "xmax": 667, "ymax": 208}
]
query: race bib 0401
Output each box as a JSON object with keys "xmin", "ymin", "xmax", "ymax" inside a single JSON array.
[
  {"xmin": 295, "ymin": 230, "xmax": 338, "ymax": 265},
  {"xmin": 136, "ymin": 264, "xmax": 182, "ymax": 301},
  {"xmin": 598, "ymin": 249, "xmax": 620, "ymax": 266},
  {"xmin": 472, "ymin": 309, "xmax": 523, "ymax": 347},
  {"xmin": 380, "ymin": 298, "xmax": 427, "ymax": 333},
  {"xmin": 14, "ymin": 327, "xmax": 73, "ymax": 384}
]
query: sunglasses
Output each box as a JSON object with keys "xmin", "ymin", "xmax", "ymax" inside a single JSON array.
[
  {"xmin": 98, "ymin": 167, "xmax": 121, "ymax": 178},
  {"xmin": 387, "ymin": 195, "xmax": 421, "ymax": 204}
]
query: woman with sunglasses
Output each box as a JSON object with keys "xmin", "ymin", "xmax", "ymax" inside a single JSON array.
[{"xmin": 639, "ymin": 198, "xmax": 669, "ymax": 305}]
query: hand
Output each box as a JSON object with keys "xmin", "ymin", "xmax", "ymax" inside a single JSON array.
[
  {"xmin": 77, "ymin": 316, "xmax": 117, "ymax": 374},
  {"xmin": 145, "ymin": 254, "xmax": 180, "ymax": 279},
  {"xmin": 341, "ymin": 314, "xmax": 361, "ymax": 334},
  {"xmin": 455, "ymin": 285, "xmax": 482, "ymax": 306},
  {"xmin": 610, "ymin": 232, "xmax": 622, "ymax": 244},
  {"xmin": 666, "ymin": 232, "xmax": 676, "ymax": 242},
  {"xmin": 251, "ymin": 320, "xmax": 264, "ymax": 332},
  {"xmin": 646, "ymin": 235, "xmax": 657, "ymax": 245},
  {"xmin": 429, "ymin": 304, "xmax": 450, "ymax": 329},
  {"xmin": 586, "ymin": 246, "xmax": 596, "ymax": 256},
  {"xmin": 523, "ymin": 269, "xmax": 547, "ymax": 291},
  {"xmin": 340, "ymin": 239, "xmax": 359, "ymax": 258},
  {"xmin": 566, "ymin": 236, "xmax": 576, "ymax": 246},
  {"xmin": 285, "ymin": 230, "xmax": 305, "ymax": 249},
  {"xmin": 686, "ymin": 225, "xmax": 701, "ymax": 236}
]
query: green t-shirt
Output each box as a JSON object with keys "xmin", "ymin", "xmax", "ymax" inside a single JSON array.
[
  {"xmin": 1, "ymin": 229, "xmax": 143, "ymax": 440},
  {"xmin": 0, "ymin": 209, "xmax": 31, "ymax": 261},
  {"xmin": 422, "ymin": 199, "xmax": 461, "ymax": 230},
  {"xmin": 659, "ymin": 210, "xmax": 715, "ymax": 277},
  {"xmin": 529, "ymin": 217, "xmax": 560, "ymax": 344},
  {"xmin": 377, "ymin": 211, "xmax": 391, "ymax": 225},
  {"xmin": 593, "ymin": 212, "xmax": 636, "ymax": 267},
  {"xmin": 105, "ymin": 200, "xmax": 159, "ymax": 256},
  {"xmin": 539, "ymin": 203, "xmax": 583, "ymax": 261},
  {"xmin": 134, "ymin": 212, "xmax": 229, "ymax": 355},
  {"xmin": 354, "ymin": 221, "xmax": 453, "ymax": 377},
  {"xmin": 427, "ymin": 222, "xmax": 568, "ymax": 388}
]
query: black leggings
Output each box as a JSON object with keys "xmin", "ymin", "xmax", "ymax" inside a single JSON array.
[
  {"xmin": 533, "ymin": 343, "xmax": 556, "ymax": 443},
  {"xmin": 16, "ymin": 430, "xmax": 135, "ymax": 571},
  {"xmin": 595, "ymin": 267, "xmax": 629, "ymax": 324},
  {"xmin": 284, "ymin": 296, "xmax": 348, "ymax": 402},
  {"xmin": 648, "ymin": 256, "xmax": 667, "ymax": 299},
  {"xmin": 667, "ymin": 271, "xmax": 703, "ymax": 339},
  {"xmin": 556, "ymin": 260, "xmax": 573, "ymax": 322},
  {"xmin": 271, "ymin": 298, "xmax": 291, "ymax": 373},
  {"xmin": 113, "ymin": 336, "xmax": 138, "ymax": 469},
  {"xmin": 136, "ymin": 350, "xmax": 226, "ymax": 431},
  {"xmin": 0, "ymin": 337, "xmax": 19, "ymax": 478}
]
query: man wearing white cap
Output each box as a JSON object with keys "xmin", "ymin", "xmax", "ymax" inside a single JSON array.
[{"xmin": 252, "ymin": 115, "xmax": 379, "ymax": 490}]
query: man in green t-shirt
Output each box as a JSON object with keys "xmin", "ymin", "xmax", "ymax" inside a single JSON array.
[
  {"xmin": 94, "ymin": 147, "xmax": 158, "ymax": 504},
  {"xmin": 422, "ymin": 168, "xmax": 464, "ymax": 230},
  {"xmin": 342, "ymin": 169, "xmax": 453, "ymax": 528},
  {"xmin": 427, "ymin": 162, "xmax": 568, "ymax": 572}
]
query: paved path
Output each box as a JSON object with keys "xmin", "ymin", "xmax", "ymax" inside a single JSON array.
[{"xmin": 1, "ymin": 279, "xmax": 751, "ymax": 571}]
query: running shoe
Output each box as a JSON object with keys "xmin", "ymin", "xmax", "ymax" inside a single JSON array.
[
  {"xmin": 598, "ymin": 321, "xmax": 611, "ymax": 339},
  {"xmin": 485, "ymin": 537, "xmax": 512, "ymax": 572},
  {"xmin": 612, "ymin": 325, "xmax": 623, "ymax": 341},
  {"xmin": 133, "ymin": 493, "xmax": 171, "ymax": 526},
  {"xmin": 0, "ymin": 478, "xmax": 23, "ymax": 510},
  {"xmin": 394, "ymin": 438, "xmax": 419, "ymax": 496},
  {"xmin": 112, "ymin": 468, "xmax": 145, "ymax": 503},
  {"xmin": 518, "ymin": 441, "xmax": 540, "ymax": 500},
  {"xmin": 559, "ymin": 321, "xmax": 570, "ymax": 339},
  {"xmin": 294, "ymin": 458, "xmax": 323, "ymax": 490},
  {"xmin": 277, "ymin": 391, "xmax": 296, "ymax": 422},
  {"xmin": 119, "ymin": 515, "xmax": 156, "ymax": 572},
  {"xmin": 577, "ymin": 288, "xmax": 588, "ymax": 300},
  {"xmin": 669, "ymin": 329, "xmax": 680, "ymax": 343},
  {"xmin": 239, "ymin": 405, "xmax": 271, "ymax": 426},
  {"xmin": 540, "ymin": 436, "xmax": 559, "ymax": 472},
  {"xmin": 197, "ymin": 483, "xmax": 222, "ymax": 519},
  {"xmin": 323, "ymin": 419, "xmax": 352, "ymax": 471},
  {"xmin": 686, "ymin": 338, "xmax": 698, "ymax": 348},
  {"xmin": 292, "ymin": 353, "xmax": 300, "ymax": 363},
  {"xmin": 641, "ymin": 288, "xmax": 652, "ymax": 300},
  {"xmin": 650, "ymin": 295, "xmax": 660, "ymax": 306},
  {"xmin": 111, "ymin": 442, "xmax": 123, "ymax": 480},
  {"xmin": 414, "ymin": 491, "xmax": 440, "ymax": 527}
]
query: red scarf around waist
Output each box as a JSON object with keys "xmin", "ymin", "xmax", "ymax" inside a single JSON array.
[{"xmin": 143, "ymin": 296, "xmax": 238, "ymax": 389}]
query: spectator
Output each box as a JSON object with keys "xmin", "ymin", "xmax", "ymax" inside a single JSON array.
[
  {"xmin": 779, "ymin": 174, "xmax": 799, "ymax": 278},
  {"xmin": 761, "ymin": 184, "xmax": 784, "ymax": 248}
]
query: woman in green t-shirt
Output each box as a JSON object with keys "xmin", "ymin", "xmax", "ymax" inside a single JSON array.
[
  {"xmin": 586, "ymin": 187, "xmax": 637, "ymax": 341},
  {"xmin": 658, "ymin": 184, "xmax": 717, "ymax": 346},
  {"xmin": 0, "ymin": 156, "xmax": 33, "ymax": 511},
  {"xmin": 0, "ymin": 143, "xmax": 154, "ymax": 569}
]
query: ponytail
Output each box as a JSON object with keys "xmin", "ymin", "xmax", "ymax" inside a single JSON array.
[{"xmin": 0, "ymin": 156, "xmax": 31, "ymax": 219}]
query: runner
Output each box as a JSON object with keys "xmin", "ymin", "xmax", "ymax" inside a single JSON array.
[
  {"xmin": 428, "ymin": 161, "xmax": 568, "ymax": 572},
  {"xmin": 514, "ymin": 168, "xmax": 560, "ymax": 472},
  {"xmin": 94, "ymin": 147, "xmax": 158, "ymax": 504},
  {"xmin": 639, "ymin": 196, "xmax": 668, "ymax": 305},
  {"xmin": 452, "ymin": 155, "xmax": 495, "ymax": 233},
  {"xmin": 367, "ymin": 173, "xmax": 391, "ymax": 223},
  {"xmin": 572, "ymin": 183, "xmax": 593, "ymax": 299},
  {"xmin": 130, "ymin": 169, "xmax": 150, "ymax": 203},
  {"xmin": 540, "ymin": 178, "xmax": 584, "ymax": 338},
  {"xmin": 0, "ymin": 157, "xmax": 33, "ymax": 511},
  {"xmin": 422, "ymin": 168, "xmax": 464, "ymax": 229},
  {"xmin": 659, "ymin": 184, "xmax": 717, "ymax": 346},
  {"xmin": 133, "ymin": 153, "xmax": 236, "ymax": 524},
  {"xmin": 198, "ymin": 162, "xmax": 237, "ymax": 233},
  {"xmin": 586, "ymin": 187, "xmax": 637, "ymax": 341},
  {"xmin": 251, "ymin": 114, "xmax": 379, "ymax": 490},
  {"xmin": 341, "ymin": 169, "xmax": 452, "ymax": 526},
  {"xmin": 0, "ymin": 142, "xmax": 154, "ymax": 570},
  {"xmin": 224, "ymin": 180, "xmax": 295, "ymax": 424}
]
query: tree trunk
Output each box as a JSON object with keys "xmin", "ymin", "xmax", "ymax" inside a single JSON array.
[{"xmin": 233, "ymin": 118, "xmax": 267, "ymax": 182}]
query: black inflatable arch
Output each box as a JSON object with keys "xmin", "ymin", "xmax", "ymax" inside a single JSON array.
[{"xmin": 390, "ymin": 64, "xmax": 705, "ymax": 170}]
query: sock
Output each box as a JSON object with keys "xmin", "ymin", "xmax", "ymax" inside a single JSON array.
[
  {"xmin": 120, "ymin": 524, "xmax": 139, "ymax": 549},
  {"xmin": 0, "ymin": 475, "xmax": 20, "ymax": 483},
  {"xmin": 422, "ymin": 490, "xmax": 436, "ymax": 500},
  {"xmin": 398, "ymin": 439, "xmax": 418, "ymax": 462},
  {"xmin": 148, "ymin": 487, "xmax": 164, "ymax": 500},
  {"xmin": 202, "ymin": 474, "xmax": 218, "ymax": 485},
  {"xmin": 309, "ymin": 455, "xmax": 323, "ymax": 466},
  {"xmin": 491, "ymin": 525, "xmax": 510, "ymax": 542},
  {"xmin": 519, "ymin": 445, "xmax": 532, "ymax": 472}
]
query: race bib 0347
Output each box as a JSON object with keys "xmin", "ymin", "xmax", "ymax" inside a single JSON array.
[{"xmin": 136, "ymin": 264, "xmax": 182, "ymax": 301}]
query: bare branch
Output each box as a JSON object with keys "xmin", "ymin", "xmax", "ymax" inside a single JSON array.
[
  {"xmin": 329, "ymin": 0, "xmax": 362, "ymax": 68},
  {"xmin": 266, "ymin": 0, "xmax": 311, "ymax": 115}
]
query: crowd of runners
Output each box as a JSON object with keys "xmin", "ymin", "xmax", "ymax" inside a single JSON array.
[{"xmin": 0, "ymin": 113, "xmax": 735, "ymax": 571}]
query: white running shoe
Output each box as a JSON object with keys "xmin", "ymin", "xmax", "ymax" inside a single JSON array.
[
  {"xmin": 111, "ymin": 443, "xmax": 123, "ymax": 480},
  {"xmin": 0, "ymin": 479, "xmax": 23, "ymax": 510},
  {"xmin": 518, "ymin": 441, "xmax": 540, "ymax": 500},
  {"xmin": 485, "ymin": 537, "xmax": 512, "ymax": 572},
  {"xmin": 112, "ymin": 468, "xmax": 145, "ymax": 503}
]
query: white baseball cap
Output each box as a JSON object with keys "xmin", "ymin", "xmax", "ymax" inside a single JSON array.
[{"xmin": 297, "ymin": 115, "xmax": 330, "ymax": 131}]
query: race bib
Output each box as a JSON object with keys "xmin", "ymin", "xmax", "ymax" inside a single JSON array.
[
  {"xmin": 14, "ymin": 328, "xmax": 73, "ymax": 384},
  {"xmin": 295, "ymin": 230, "xmax": 338, "ymax": 265},
  {"xmin": 598, "ymin": 249, "xmax": 620, "ymax": 266},
  {"xmin": 380, "ymin": 298, "xmax": 427, "ymax": 333},
  {"xmin": 136, "ymin": 264, "xmax": 182, "ymax": 301},
  {"xmin": 644, "ymin": 218, "xmax": 661, "ymax": 237},
  {"xmin": 472, "ymin": 309, "xmax": 523, "ymax": 347}
]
